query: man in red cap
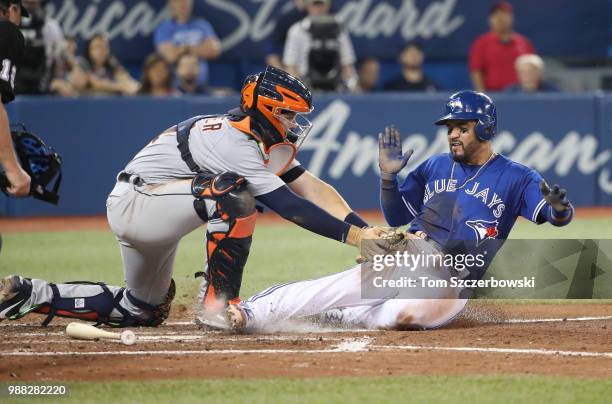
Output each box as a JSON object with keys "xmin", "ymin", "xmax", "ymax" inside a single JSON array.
[{"xmin": 468, "ymin": 1, "xmax": 536, "ymax": 92}]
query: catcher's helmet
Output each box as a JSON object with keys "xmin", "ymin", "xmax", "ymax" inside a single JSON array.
[
  {"xmin": 240, "ymin": 66, "xmax": 314, "ymax": 151},
  {"xmin": 0, "ymin": 125, "xmax": 62, "ymax": 204},
  {"xmin": 435, "ymin": 90, "xmax": 497, "ymax": 141}
]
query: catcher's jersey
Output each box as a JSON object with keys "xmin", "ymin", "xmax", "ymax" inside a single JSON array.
[
  {"xmin": 123, "ymin": 115, "xmax": 295, "ymax": 196},
  {"xmin": 398, "ymin": 153, "xmax": 546, "ymax": 246},
  {"xmin": 0, "ymin": 19, "xmax": 25, "ymax": 104}
]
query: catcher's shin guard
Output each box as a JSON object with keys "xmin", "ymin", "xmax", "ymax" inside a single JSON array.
[
  {"xmin": 192, "ymin": 171, "xmax": 257, "ymax": 312},
  {"xmin": 31, "ymin": 280, "xmax": 175, "ymax": 327}
]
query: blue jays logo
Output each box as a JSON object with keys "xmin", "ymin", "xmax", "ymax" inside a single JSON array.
[
  {"xmin": 448, "ymin": 98, "xmax": 464, "ymax": 112},
  {"xmin": 465, "ymin": 220, "xmax": 499, "ymax": 246}
]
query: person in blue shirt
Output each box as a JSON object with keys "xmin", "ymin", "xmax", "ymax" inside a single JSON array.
[
  {"xmin": 223, "ymin": 90, "xmax": 574, "ymax": 333},
  {"xmin": 154, "ymin": 0, "xmax": 221, "ymax": 85}
]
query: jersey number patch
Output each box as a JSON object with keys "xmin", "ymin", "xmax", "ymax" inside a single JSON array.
[
  {"xmin": 0, "ymin": 59, "xmax": 17, "ymax": 90},
  {"xmin": 201, "ymin": 123, "xmax": 222, "ymax": 132}
]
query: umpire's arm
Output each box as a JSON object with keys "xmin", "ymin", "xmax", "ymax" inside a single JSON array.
[
  {"xmin": 0, "ymin": 102, "xmax": 30, "ymax": 196},
  {"xmin": 285, "ymin": 168, "xmax": 369, "ymax": 228}
]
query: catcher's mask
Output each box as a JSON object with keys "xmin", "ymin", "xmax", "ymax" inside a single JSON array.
[
  {"xmin": 0, "ymin": 124, "xmax": 62, "ymax": 204},
  {"xmin": 238, "ymin": 66, "xmax": 314, "ymax": 173}
]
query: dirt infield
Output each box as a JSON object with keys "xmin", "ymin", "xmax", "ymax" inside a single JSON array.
[{"xmin": 1, "ymin": 303, "xmax": 610, "ymax": 382}]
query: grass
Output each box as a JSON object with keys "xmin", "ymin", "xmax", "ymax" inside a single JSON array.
[{"xmin": 1, "ymin": 375, "xmax": 611, "ymax": 404}]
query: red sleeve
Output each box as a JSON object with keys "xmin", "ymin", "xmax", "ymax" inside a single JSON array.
[{"xmin": 469, "ymin": 36, "xmax": 484, "ymax": 72}]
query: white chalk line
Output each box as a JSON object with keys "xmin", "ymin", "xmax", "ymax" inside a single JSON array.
[
  {"xmin": 503, "ymin": 315, "xmax": 612, "ymax": 323},
  {"xmin": 374, "ymin": 345, "xmax": 612, "ymax": 358},
  {"xmin": 0, "ymin": 349, "xmax": 343, "ymax": 356},
  {"xmin": 2, "ymin": 343, "xmax": 611, "ymax": 359},
  {"xmin": 1, "ymin": 338, "xmax": 370, "ymax": 356}
]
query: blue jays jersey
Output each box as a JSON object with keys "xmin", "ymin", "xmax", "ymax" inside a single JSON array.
[{"xmin": 393, "ymin": 153, "xmax": 548, "ymax": 277}]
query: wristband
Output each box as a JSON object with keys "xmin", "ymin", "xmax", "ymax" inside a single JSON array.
[
  {"xmin": 550, "ymin": 205, "xmax": 573, "ymax": 222},
  {"xmin": 344, "ymin": 212, "xmax": 369, "ymax": 228}
]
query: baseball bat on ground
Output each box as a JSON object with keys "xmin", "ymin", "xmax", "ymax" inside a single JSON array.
[{"xmin": 65, "ymin": 322, "xmax": 137, "ymax": 345}]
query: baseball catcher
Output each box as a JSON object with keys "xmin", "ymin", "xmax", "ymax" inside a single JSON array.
[
  {"xmin": 225, "ymin": 91, "xmax": 575, "ymax": 332},
  {"xmin": 0, "ymin": 66, "xmax": 386, "ymax": 328}
]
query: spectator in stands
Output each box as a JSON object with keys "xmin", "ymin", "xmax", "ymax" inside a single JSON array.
[
  {"xmin": 469, "ymin": 1, "xmax": 535, "ymax": 92},
  {"xmin": 383, "ymin": 43, "xmax": 438, "ymax": 92},
  {"xmin": 175, "ymin": 52, "xmax": 208, "ymax": 95},
  {"xmin": 51, "ymin": 36, "xmax": 79, "ymax": 79},
  {"xmin": 15, "ymin": 0, "xmax": 64, "ymax": 94},
  {"xmin": 139, "ymin": 53, "xmax": 177, "ymax": 96},
  {"xmin": 265, "ymin": 0, "xmax": 307, "ymax": 69},
  {"xmin": 505, "ymin": 54, "xmax": 558, "ymax": 92},
  {"xmin": 83, "ymin": 34, "xmax": 139, "ymax": 96},
  {"xmin": 356, "ymin": 57, "xmax": 380, "ymax": 92},
  {"xmin": 154, "ymin": 0, "xmax": 221, "ymax": 85},
  {"xmin": 283, "ymin": 0, "xmax": 357, "ymax": 91},
  {"xmin": 49, "ymin": 37, "xmax": 89, "ymax": 97}
]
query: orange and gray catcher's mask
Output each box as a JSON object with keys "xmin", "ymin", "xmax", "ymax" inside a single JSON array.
[{"xmin": 235, "ymin": 66, "xmax": 314, "ymax": 174}]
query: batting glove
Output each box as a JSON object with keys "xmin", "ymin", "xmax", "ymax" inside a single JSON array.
[{"xmin": 539, "ymin": 180, "xmax": 571, "ymax": 213}]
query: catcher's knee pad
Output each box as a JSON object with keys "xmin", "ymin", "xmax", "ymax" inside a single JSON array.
[
  {"xmin": 34, "ymin": 279, "xmax": 175, "ymax": 327},
  {"xmin": 192, "ymin": 172, "xmax": 257, "ymax": 309},
  {"xmin": 191, "ymin": 171, "xmax": 256, "ymax": 222}
]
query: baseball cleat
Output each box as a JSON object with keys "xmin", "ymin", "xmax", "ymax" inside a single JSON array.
[
  {"xmin": 0, "ymin": 275, "xmax": 32, "ymax": 321},
  {"xmin": 195, "ymin": 311, "xmax": 230, "ymax": 331},
  {"xmin": 225, "ymin": 303, "xmax": 247, "ymax": 332},
  {"xmin": 320, "ymin": 308, "xmax": 345, "ymax": 326}
]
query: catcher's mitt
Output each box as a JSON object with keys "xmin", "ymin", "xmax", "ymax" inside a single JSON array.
[
  {"xmin": 0, "ymin": 124, "xmax": 62, "ymax": 205},
  {"xmin": 358, "ymin": 228, "xmax": 419, "ymax": 263}
]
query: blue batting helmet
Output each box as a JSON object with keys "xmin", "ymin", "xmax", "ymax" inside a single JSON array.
[{"xmin": 435, "ymin": 90, "xmax": 497, "ymax": 141}]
